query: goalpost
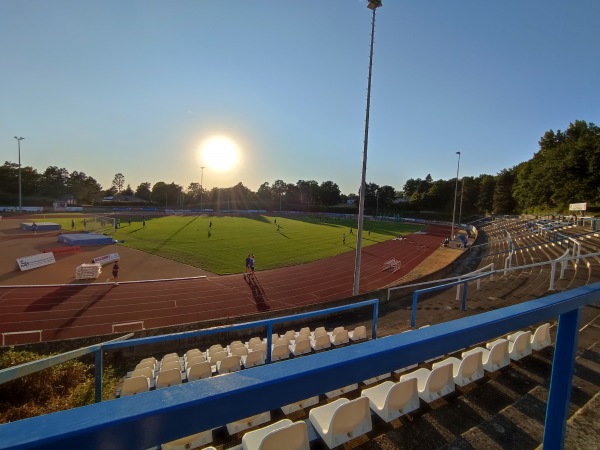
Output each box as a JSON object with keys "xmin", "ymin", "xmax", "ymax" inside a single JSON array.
[{"xmin": 91, "ymin": 215, "xmax": 116, "ymax": 233}]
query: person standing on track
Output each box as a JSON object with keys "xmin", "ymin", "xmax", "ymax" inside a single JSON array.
[
  {"xmin": 250, "ymin": 254, "xmax": 255, "ymax": 276},
  {"xmin": 245, "ymin": 254, "xmax": 251, "ymax": 275},
  {"xmin": 112, "ymin": 261, "xmax": 120, "ymax": 285}
]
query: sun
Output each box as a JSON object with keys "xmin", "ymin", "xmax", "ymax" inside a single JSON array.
[{"xmin": 198, "ymin": 136, "xmax": 241, "ymax": 173}]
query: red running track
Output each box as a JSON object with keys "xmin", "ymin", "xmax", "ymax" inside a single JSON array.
[{"xmin": 0, "ymin": 226, "xmax": 449, "ymax": 345}]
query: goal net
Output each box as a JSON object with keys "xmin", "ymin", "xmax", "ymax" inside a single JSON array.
[{"xmin": 90, "ymin": 215, "xmax": 116, "ymax": 233}]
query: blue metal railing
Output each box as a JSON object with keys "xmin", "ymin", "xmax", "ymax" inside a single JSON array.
[
  {"xmin": 95, "ymin": 298, "xmax": 379, "ymax": 402},
  {"xmin": 0, "ymin": 284, "xmax": 598, "ymax": 449}
]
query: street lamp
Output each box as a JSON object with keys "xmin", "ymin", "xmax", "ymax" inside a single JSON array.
[
  {"xmin": 376, "ymin": 189, "xmax": 379, "ymax": 218},
  {"xmin": 458, "ymin": 177, "xmax": 464, "ymax": 229},
  {"xmin": 450, "ymin": 151, "xmax": 461, "ymax": 240},
  {"xmin": 14, "ymin": 137, "xmax": 25, "ymax": 213},
  {"xmin": 200, "ymin": 166, "xmax": 205, "ymax": 213},
  {"xmin": 353, "ymin": 0, "xmax": 382, "ymax": 296}
]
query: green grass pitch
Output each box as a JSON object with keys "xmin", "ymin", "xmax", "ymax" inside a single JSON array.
[{"xmin": 57, "ymin": 215, "xmax": 424, "ymax": 275}]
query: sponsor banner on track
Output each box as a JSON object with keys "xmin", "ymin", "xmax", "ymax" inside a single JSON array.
[
  {"xmin": 17, "ymin": 253, "xmax": 56, "ymax": 271},
  {"xmin": 93, "ymin": 253, "xmax": 120, "ymax": 265}
]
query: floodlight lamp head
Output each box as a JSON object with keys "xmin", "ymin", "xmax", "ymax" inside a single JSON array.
[{"xmin": 456, "ymin": 151, "xmax": 461, "ymax": 155}]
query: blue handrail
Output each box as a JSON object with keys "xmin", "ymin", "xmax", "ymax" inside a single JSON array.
[{"xmin": 0, "ymin": 283, "xmax": 597, "ymax": 449}]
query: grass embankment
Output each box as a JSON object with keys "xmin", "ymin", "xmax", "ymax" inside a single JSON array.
[
  {"xmin": 0, "ymin": 349, "xmax": 122, "ymax": 424},
  {"xmin": 56, "ymin": 215, "xmax": 424, "ymax": 274}
]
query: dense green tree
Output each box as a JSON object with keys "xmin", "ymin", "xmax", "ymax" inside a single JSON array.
[
  {"xmin": 135, "ymin": 182, "xmax": 152, "ymax": 201},
  {"xmin": 492, "ymin": 169, "xmax": 517, "ymax": 214},
  {"xmin": 319, "ymin": 181, "xmax": 341, "ymax": 206},
  {"xmin": 67, "ymin": 171, "xmax": 103, "ymax": 204},
  {"xmin": 40, "ymin": 166, "xmax": 69, "ymax": 199},
  {"xmin": 476, "ymin": 175, "xmax": 495, "ymax": 214}
]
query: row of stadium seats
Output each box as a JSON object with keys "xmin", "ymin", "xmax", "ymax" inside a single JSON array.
[
  {"xmin": 158, "ymin": 322, "xmax": 552, "ymax": 449},
  {"xmin": 120, "ymin": 325, "xmax": 368, "ymax": 397}
]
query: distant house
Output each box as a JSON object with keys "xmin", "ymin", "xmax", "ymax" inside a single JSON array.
[{"xmin": 346, "ymin": 197, "xmax": 357, "ymax": 205}]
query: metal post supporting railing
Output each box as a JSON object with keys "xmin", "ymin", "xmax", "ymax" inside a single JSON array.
[{"xmin": 543, "ymin": 307, "xmax": 581, "ymax": 448}]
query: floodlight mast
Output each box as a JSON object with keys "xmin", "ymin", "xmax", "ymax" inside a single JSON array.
[
  {"xmin": 200, "ymin": 166, "xmax": 205, "ymax": 212},
  {"xmin": 14, "ymin": 137, "xmax": 25, "ymax": 213},
  {"xmin": 353, "ymin": 0, "xmax": 382, "ymax": 296},
  {"xmin": 450, "ymin": 151, "xmax": 461, "ymax": 240}
]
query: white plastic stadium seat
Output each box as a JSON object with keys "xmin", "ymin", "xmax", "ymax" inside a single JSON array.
[
  {"xmin": 504, "ymin": 330, "xmax": 533, "ymax": 360},
  {"xmin": 361, "ymin": 378, "xmax": 419, "ymax": 422},
  {"xmin": 310, "ymin": 333, "xmax": 331, "ymax": 352},
  {"xmin": 186, "ymin": 361, "xmax": 212, "ymax": 381},
  {"xmin": 216, "ymin": 355, "xmax": 241, "ymax": 374},
  {"xmin": 185, "ymin": 354, "xmax": 206, "ymax": 370},
  {"xmin": 431, "ymin": 350, "xmax": 484, "ymax": 387},
  {"xmin": 241, "ymin": 419, "xmax": 309, "ymax": 450},
  {"xmin": 241, "ymin": 350, "xmax": 265, "ymax": 368},
  {"xmin": 289, "ymin": 337, "xmax": 311, "ymax": 356},
  {"xmin": 399, "ymin": 364, "xmax": 454, "ymax": 403},
  {"xmin": 531, "ymin": 323, "xmax": 552, "ymax": 350},
  {"xmin": 271, "ymin": 343, "xmax": 290, "ymax": 361},
  {"xmin": 309, "ymin": 396, "xmax": 372, "ymax": 449},
  {"xmin": 348, "ymin": 325, "xmax": 367, "ymax": 342},
  {"xmin": 120, "ymin": 376, "xmax": 150, "ymax": 397},
  {"xmin": 330, "ymin": 329, "xmax": 349, "ymax": 346},
  {"xmin": 160, "ymin": 360, "xmax": 182, "ymax": 372},
  {"xmin": 155, "ymin": 367, "xmax": 183, "ymax": 388},
  {"xmin": 130, "ymin": 366, "xmax": 154, "ymax": 382},
  {"xmin": 462, "ymin": 339, "xmax": 510, "ymax": 373},
  {"xmin": 231, "ymin": 346, "xmax": 249, "ymax": 357}
]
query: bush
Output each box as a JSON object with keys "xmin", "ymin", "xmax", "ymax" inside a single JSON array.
[{"xmin": 0, "ymin": 349, "xmax": 119, "ymax": 423}]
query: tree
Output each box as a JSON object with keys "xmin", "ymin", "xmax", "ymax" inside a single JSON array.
[
  {"xmin": 122, "ymin": 184, "xmax": 134, "ymax": 197},
  {"xmin": 492, "ymin": 169, "xmax": 517, "ymax": 214},
  {"xmin": 476, "ymin": 175, "xmax": 495, "ymax": 214},
  {"xmin": 40, "ymin": 166, "xmax": 69, "ymax": 199},
  {"xmin": 111, "ymin": 173, "xmax": 125, "ymax": 194},
  {"xmin": 257, "ymin": 182, "xmax": 272, "ymax": 200},
  {"xmin": 135, "ymin": 182, "xmax": 152, "ymax": 201},
  {"xmin": 319, "ymin": 181, "xmax": 341, "ymax": 206},
  {"xmin": 68, "ymin": 171, "xmax": 103, "ymax": 204}
]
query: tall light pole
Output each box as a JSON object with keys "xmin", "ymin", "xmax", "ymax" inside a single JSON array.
[
  {"xmin": 200, "ymin": 166, "xmax": 205, "ymax": 212},
  {"xmin": 376, "ymin": 189, "xmax": 379, "ymax": 218},
  {"xmin": 450, "ymin": 151, "xmax": 461, "ymax": 240},
  {"xmin": 458, "ymin": 177, "xmax": 464, "ymax": 229},
  {"xmin": 353, "ymin": 0, "xmax": 382, "ymax": 296},
  {"xmin": 14, "ymin": 137, "xmax": 25, "ymax": 213}
]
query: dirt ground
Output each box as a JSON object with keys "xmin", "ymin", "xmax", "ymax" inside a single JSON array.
[{"xmin": 0, "ymin": 217, "xmax": 211, "ymax": 286}]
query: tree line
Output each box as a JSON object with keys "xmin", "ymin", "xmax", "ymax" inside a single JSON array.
[{"xmin": 1, "ymin": 120, "xmax": 598, "ymax": 215}]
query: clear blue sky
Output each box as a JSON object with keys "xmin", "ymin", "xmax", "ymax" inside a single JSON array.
[{"xmin": 2, "ymin": 1, "xmax": 599, "ymax": 196}]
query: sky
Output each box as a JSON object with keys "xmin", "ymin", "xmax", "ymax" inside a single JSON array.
[{"xmin": 1, "ymin": 0, "xmax": 599, "ymax": 196}]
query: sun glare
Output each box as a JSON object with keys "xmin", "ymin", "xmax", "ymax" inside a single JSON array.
[{"xmin": 199, "ymin": 136, "xmax": 241, "ymax": 173}]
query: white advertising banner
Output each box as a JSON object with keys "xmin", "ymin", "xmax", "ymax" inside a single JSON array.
[
  {"xmin": 17, "ymin": 253, "xmax": 56, "ymax": 271},
  {"xmin": 92, "ymin": 253, "xmax": 120, "ymax": 265},
  {"xmin": 569, "ymin": 203, "xmax": 587, "ymax": 211}
]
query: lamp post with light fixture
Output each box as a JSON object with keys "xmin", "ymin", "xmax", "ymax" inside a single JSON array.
[
  {"xmin": 353, "ymin": 0, "xmax": 382, "ymax": 296},
  {"xmin": 200, "ymin": 166, "xmax": 205, "ymax": 213},
  {"xmin": 14, "ymin": 137, "xmax": 25, "ymax": 213},
  {"xmin": 450, "ymin": 151, "xmax": 461, "ymax": 240}
]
